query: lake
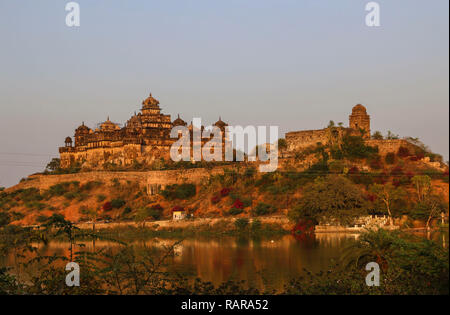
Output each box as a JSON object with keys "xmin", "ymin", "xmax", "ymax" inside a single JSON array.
[{"xmin": 2, "ymin": 231, "xmax": 447, "ymax": 292}]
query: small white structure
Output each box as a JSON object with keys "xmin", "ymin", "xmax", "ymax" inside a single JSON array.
[{"xmin": 172, "ymin": 208, "xmax": 186, "ymax": 220}]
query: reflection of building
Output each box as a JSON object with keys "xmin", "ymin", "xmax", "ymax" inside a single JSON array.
[{"xmin": 59, "ymin": 93, "xmax": 228, "ymax": 168}]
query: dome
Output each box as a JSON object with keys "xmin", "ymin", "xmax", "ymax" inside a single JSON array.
[
  {"xmin": 65, "ymin": 136, "xmax": 72, "ymax": 143},
  {"xmin": 214, "ymin": 117, "xmax": 228, "ymax": 129},
  {"xmin": 352, "ymin": 104, "xmax": 367, "ymax": 115},
  {"xmin": 142, "ymin": 93, "xmax": 160, "ymax": 108},
  {"xmin": 99, "ymin": 117, "xmax": 120, "ymax": 131},
  {"xmin": 173, "ymin": 114, "xmax": 187, "ymax": 126},
  {"xmin": 75, "ymin": 122, "xmax": 91, "ymax": 134}
]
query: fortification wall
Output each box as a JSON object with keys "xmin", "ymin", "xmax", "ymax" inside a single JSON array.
[
  {"xmin": 6, "ymin": 167, "xmax": 230, "ymax": 193},
  {"xmin": 285, "ymin": 129, "xmax": 329, "ymax": 151},
  {"xmin": 365, "ymin": 139, "xmax": 418, "ymax": 156}
]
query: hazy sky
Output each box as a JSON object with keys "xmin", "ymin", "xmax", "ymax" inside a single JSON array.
[{"xmin": 0, "ymin": 0, "xmax": 448, "ymax": 187}]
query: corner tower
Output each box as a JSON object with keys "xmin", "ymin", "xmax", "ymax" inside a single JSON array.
[{"xmin": 349, "ymin": 104, "xmax": 370, "ymax": 139}]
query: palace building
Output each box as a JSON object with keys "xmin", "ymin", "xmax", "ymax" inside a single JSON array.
[{"xmin": 59, "ymin": 93, "xmax": 228, "ymax": 169}]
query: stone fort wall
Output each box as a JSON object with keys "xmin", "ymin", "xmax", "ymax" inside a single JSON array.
[{"xmin": 6, "ymin": 167, "xmax": 230, "ymax": 194}]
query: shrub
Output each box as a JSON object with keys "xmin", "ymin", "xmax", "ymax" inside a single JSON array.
[
  {"xmin": 341, "ymin": 135, "xmax": 378, "ymax": 159},
  {"xmin": 397, "ymin": 147, "xmax": 410, "ymax": 158},
  {"xmin": 328, "ymin": 160, "xmax": 345, "ymax": 173},
  {"xmin": 390, "ymin": 166, "xmax": 404, "ymax": 176},
  {"xmin": 36, "ymin": 215, "xmax": 49, "ymax": 223},
  {"xmin": 385, "ymin": 153, "xmax": 396, "ymax": 165},
  {"xmin": 234, "ymin": 218, "xmax": 249, "ymax": 231},
  {"xmin": 232, "ymin": 199, "xmax": 244, "ymax": 209},
  {"xmin": 253, "ymin": 202, "xmax": 277, "ymax": 216},
  {"xmin": 97, "ymin": 194, "xmax": 107, "ymax": 202},
  {"xmin": 102, "ymin": 202, "xmax": 112, "ymax": 212},
  {"xmin": 111, "ymin": 199, "xmax": 126, "ymax": 209},
  {"xmin": 228, "ymin": 208, "xmax": 244, "ymax": 216},
  {"xmin": 220, "ymin": 187, "xmax": 231, "ymax": 197},
  {"xmin": 251, "ymin": 219, "xmax": 262, "ymax": 232},
  {"xmin": 123, "ymin": 207, "xmax": 132, "ymax": 215},
  {"xmin": 211, "ymin": 195, "xmax": 221, "ymax": 204},
  {"xmin": 161, "ymin": 184, "xmax": 196, "ymax": 200}
]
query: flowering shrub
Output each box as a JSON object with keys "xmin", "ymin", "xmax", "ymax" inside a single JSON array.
[
  {"xmin": 211, "ymin": 195, "xmax": 220, "ymax": 204},
  {"xmin": 291, "ymin": 220, "xmax": 314, "ymax": 235},
  {"xmin": 102, "ymin": 201, "xmax": 112, "ymax": 211},
  {"xmin": 220, "ymin": 188, "xmax": 231, "ymax": 197},
  {"xmin": 232, "ymin": 198, "xmax": 244, "ymax": 209},
  {"xmin": 348, "ymin": 166, "xmax": 360, "ymax": 175}
]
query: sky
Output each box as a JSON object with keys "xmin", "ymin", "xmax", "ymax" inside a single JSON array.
[{"xmin": 0, "ymin": 0, "xmax": 448, "ymax": 187}]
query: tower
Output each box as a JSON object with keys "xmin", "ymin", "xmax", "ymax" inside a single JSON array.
[{"xmin": 349, "ymin": 104, "xmax": 370, "ymax": 139}]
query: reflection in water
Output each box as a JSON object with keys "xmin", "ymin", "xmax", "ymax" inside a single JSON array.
[{"xmin": 1, "ymin": 231, "xmax": 447, "ymax": 291}]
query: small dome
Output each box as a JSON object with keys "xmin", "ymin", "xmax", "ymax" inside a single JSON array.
[
  {"xmin": 173, "ymin": 114, "xmax": 187, "ymax": 126},
  {"xmin": 100, "ymin": 117, "xmax": 120, "ymax": 131},
  {"xmin": 75, "ymin": 122, "xmax": 91, "ymax": 133},
  {"xmin": 65, "ymin": 136, "xmax": 72, "ymax": 143},
  {"xmin": 142, "ymin": 93, "xmax": 160, "ymax": 108},
  {"xmin": 352, "ymin": 104, "xmax": 367, "ymax": 114},
  {"xmin": 214, "ymin": 117, "xmax": 228, "ymax": 129}
]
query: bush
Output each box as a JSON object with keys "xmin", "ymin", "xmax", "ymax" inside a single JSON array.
[
  {"xmin": 253, "ymin": 203, "xmax": 277, "ymax": 216},
  {"xmin": 228, "ymin": 208, "xmax": 244, "ymax": 216},
  {"xmin": 234, "ymin": 218, "xmax": 249, "ymax": 230},
  {"xmin": 250, "ymin": 219, "xmax": 262, "ymax": 232},
  {"xmin": 161, "ymin": 184, "xmax": 196, "ymax": 200},
  {"xmin": 211, "ymin": 195, "xmax": 220, "ymax": 204},
  {"xmin": 102, "ymin": 202, "xmax": 112, "ymax": 211},
  {"xmin": 232, "ymin": 199, "xmax": 244, "ymax": 209},
  {"xmin": 111, "ymin": 199, "xmax": 126, "ymax": 209},
  {"xmin": 341, "ymin": 135, "xmax": 378, "ymax": 159},
  {"xmin": 220, "ymin": 187, "xmax": 231, "ymax": 197},
  {"xmin": 385, "ymin": 153, "xmax": 396, "ymax": 165},
  {"xmin": 97, "ymin": 194, "xmax": 106, "ymax": 202},
  {"xmin": 123, "ymin": 207, "xmax": 132, "ymax": 215},
  {"xmin": 397, "ymin": 147, "xmax": 410, "ymax": 158}
]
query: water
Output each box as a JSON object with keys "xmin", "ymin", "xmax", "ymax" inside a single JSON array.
[
  {"xmin": 1, "ymin": 233, "xmax": 359, "ymax": 291},
  {"xmin": 2, "ymin": 231, "xmax": 447, "ymax": 291}
]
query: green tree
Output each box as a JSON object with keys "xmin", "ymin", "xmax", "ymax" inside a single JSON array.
[
  {"xmin": 45, "ymin": 158, "xmax": 61, "ymax": 171},
  {"xmin": 372, "ymin": 131, "xmax": 383, "ymax": 140},
  {"xmin": 411, "ymin": 175, "xmax": 431, "ymax": 203},
  {"xmin": 370, "ymin": 183, "xmax": 406, "ymax": 225},
  {"xmin": 288, "ymin": 176, "xmax": 368, "ymax": 225}
]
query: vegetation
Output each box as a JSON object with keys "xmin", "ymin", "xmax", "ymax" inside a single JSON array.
[{"xmin": 289, "ymin": 176, "xmax": 368, "ymax": 225}]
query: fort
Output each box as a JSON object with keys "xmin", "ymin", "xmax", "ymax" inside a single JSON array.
[{"xmin": 58, "ymin": 93, "xmax": 419, "ymax": 170}]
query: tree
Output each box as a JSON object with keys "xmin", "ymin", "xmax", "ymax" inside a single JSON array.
[
  {"xmin": 80, "ymin": 206, "xmax": 99, "ymax": 232},
  {"xmin": 372, "ymin": 131, "xmax": 383, "ymax": 140},
  {"xmin": 327, "ymin": 120, "xmax": 335, "ymax": 128},
  {"xmin": 0, "ymin": 212, "xmax": 11, "ymax": 228},
  {"xmin": 411, "ymin": 175, "xmax": 447, "ymax": 230},
  {"xmin": 411, "ymin": 175, "xmax": 431, "ymax": 203},
  {"xmin": 46, "ymin": 158, "xmax": 61, "ymax": 171},
  {"xmin": 288, "ymin": 176, "xmax": 368, "ymax": 225},
  {"xmin": 386, "ymin": 131, "xmax": 399, "ymax": 140},
  {"xmin": 369, "ymin": 183, "xmax": 406, "ymax": 225}
]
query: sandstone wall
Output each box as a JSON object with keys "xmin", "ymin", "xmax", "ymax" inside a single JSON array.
[
  {"xmin": 6, "ymin": 167, "xmax": 231, "ymax": 194},
  {"xmin": 285, "ymin": 129, "xmax": 329, "ymax": 151},
  {"xmin": 365, "ymin": 139, "xmax": 418, "ymax": 156}
]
